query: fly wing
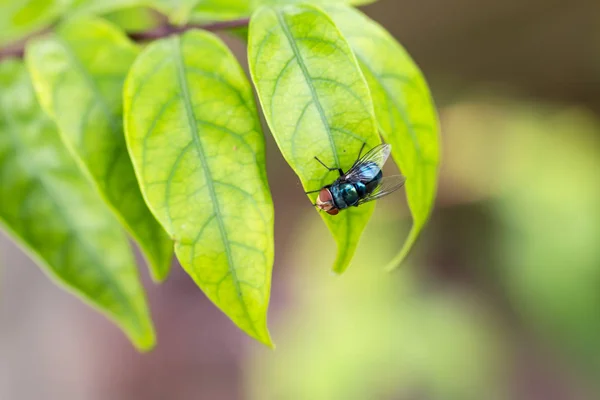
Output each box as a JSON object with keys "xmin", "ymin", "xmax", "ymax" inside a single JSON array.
[
  {"xmin": 357, "ymin": 175, "xmax": 406, "ymax": 205},
  {"xmin": 343, "ymin": 143, "xmax": 391, "ymax": 182}
]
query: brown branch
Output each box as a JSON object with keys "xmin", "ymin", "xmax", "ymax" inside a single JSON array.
[
  {"xmin": 0, "ymin": 27, "xmax": 53, "ymax": 62},
  {"xmin": 0, "ymin": 45, "xmax": 25, "ymax": 61},
  {"xmin": 0, "ymin": 18, "xmax": 250, "ymax": 62},
  {"xmin": 129, "ymin": 18, "xmax": 250, "ymax": 41}
]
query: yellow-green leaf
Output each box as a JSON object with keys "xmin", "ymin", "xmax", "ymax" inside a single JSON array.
[
  {"xmin": 150, "ymin": 0, "xmax": 202, "ymax": 24},
  {"xmin": 124, "ymin": 30, "xmax": 274, "ymax": 346},
  {"xmin": 187, "ymin": 0, "xmax": 379, "ymax": 23},
  {"xmin": 191, "ymin": 0, "xmax": 251, "ymax": 22},
  {"xmin": 0, "ymin": 59, "xmax": 155, "ymax": 351},
  {"xmin": 0, "ymin": 0, "xmax": 68, "ymax": 46},
  {"xmin": 328, "ymin": 5, "xmax": 440, "ymax": 270},
  {"xmin": 70, "ymin": 1, "xmax": 161, "ymax": 33},
  {"xmin": 257, "ymin": 0, "xmax": 376, "ymax": 6},
  {"xmin": 248, "ymin": 4, "xmax": 380, "ymax": 274},
  {"xmin": 25, "ymin": 18, "xmax": 173, "ymax": 282},
  {"xmin": 69, "ymin": 0, "xmax": 145, "ymax": 16},
  {"xmin": 103, "ymin": 6, "xmax": 161, "ymax": 33}
]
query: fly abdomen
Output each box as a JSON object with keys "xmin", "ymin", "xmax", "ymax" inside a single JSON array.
[{"xmin": 355, "ymin": 181, "xmax": 367, "ymax": 197}]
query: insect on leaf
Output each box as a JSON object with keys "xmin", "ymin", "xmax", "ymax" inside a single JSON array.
[
  {"xmin": 248, "ymin": 4, "xmax": 381, "ymax": 274},
  {"xmin": 0, "ymin": 59, "xmax": 155, "ymax": 351},
  {"xmin": 25, "ymin": 17, "xmax": 173, "ymax": 282},
  {"xmin": 328, "ymin": 5, "xmax": 440, "ymax": 270},
  {"xmin": 124, "ymin": 30, "xmax": 275, "ymax": 346}
]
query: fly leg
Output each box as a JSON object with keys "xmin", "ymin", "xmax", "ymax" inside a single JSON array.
[
  {"xmin": 305, "ymin": 189, "xmax": 321, "ymax": 194},
  {"xmin": 314, "ymin": 156, "xmax": 344, "ymax": 176},
  {"xmin": 356, "ymin": 142, "xmax": 367, "ymax": 160}
]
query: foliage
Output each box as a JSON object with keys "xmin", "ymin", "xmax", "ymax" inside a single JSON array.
[
  {"xmin": 124, "ymin": 29, "xmax": 274, "ymax": 346},
  {"xmin": 0, "ymin": 0, "xmax": 439, "ymax": 347},
  {"xmin": 26, "ymin": 17, "xmax": 173, "ymax": 282},
  {"xmin": 0, "ymin": 60, "xmax": 155, "ymax": 350},
  {"xmin": 248, "ymin": 4, "xmax": 380, "ymax": 274}
]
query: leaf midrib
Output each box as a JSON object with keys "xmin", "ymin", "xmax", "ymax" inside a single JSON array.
[
  {"xmin": 275, "ymin": 10, "xmax": 340, "ymax": 168},
  {"xmin": 171, "ymin": 36, "xmax": 259, "ymax": 338}
]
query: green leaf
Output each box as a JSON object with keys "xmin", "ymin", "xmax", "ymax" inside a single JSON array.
[
  {"xmin": 248, "ymin": 4, "xmax": 380, "ymax": 274},
  {"xmin": 327, "ymin": 5, "xmax": 440, "ymax": 270},
  {"xmin": 69, "ymin": 0, "xmax": 146, "ymax": 16},
  {"xmin": 256, "ymin": 0, "xmax": 376, "ymax": 7},
  {"xmin": 103, "ymin": 6, "xmax": 161, "ymax": 33},
  {"xmin": 25, "ymin": 17, "xmax": 173, "ymax": 282},
  {"xmin": 70, "ymin": 1, "xmax": 161, "ymax": 33},
  {"xmin": 0, "ymin": 0, "xmax": 69, "ymax": 45},
  {"xmin": 124, "ymin": 30, "xmax": 275, "ymax": 346},
  {"xmin": 187, "ymin": 0, "xmax": 378, "ymax": 23},
  {"xmin": 150, "ymin": 0, "xmax": 204, "ymax": 24},
  {"xmin": 190, "ymin": 0, "xmax": 251, "ymax": 22},
  {"xmin": 69, "ymin": 0, "xmax": 199, "ymax": 25},
  {"xmin": 0, "ymin": 59, "xmax": 155, "ymax": 351}
]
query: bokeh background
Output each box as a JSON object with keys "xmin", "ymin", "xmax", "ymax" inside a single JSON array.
[{"xmin": 2, "ymin": 0, "xmax": 600, "ymax": 399}]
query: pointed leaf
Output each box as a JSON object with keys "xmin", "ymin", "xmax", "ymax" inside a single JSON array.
[
  {"xmin": 248, "ymin": 4, "xmax": 379, "ymax": 274},
  {"xmin": 328, "ymin": 6, "xmax": 440, "ymax": 270},
  {"xmin": 0, "ymin": 60, "xmax": 155, "ymax": 351},
  {"xmin": 124, "ymin": 30, "xmax": 275, "ymax": 345},
  {"xmin": 25, "ymin": 18, "xmax": 173, "ymax": 282}
]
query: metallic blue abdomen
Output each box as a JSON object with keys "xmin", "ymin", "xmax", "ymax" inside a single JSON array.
[{"xmin": 330, "ymin": 183, "xmax": 358, "ymax": 209}]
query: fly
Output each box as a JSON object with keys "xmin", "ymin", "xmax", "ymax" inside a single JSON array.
[{"xmin": 306, "ymin": 143, "xmax": 406, "ymax": 215}]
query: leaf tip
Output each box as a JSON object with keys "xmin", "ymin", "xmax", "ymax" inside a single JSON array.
[
  {"xmin": 331, "ymin": 253, "xmax": 351, "ymax": 275},
  {"xmin": 148, "ymin": 266, "xmax": 170, "ymax": 284},
  {"xmin": 264, "ymin": 337, "xmax": 276, "ymax": 350},
  {"xmin": 384, "ymin": 223, "xmax": 421, "ymax": 272},
  {"xmin": 146, "ymin": 246, "xmax": 174, "ymax": 284},
  {"xmin": 126, "ymin": 323, "xmax": 157, "ymax": 353},
  {"xmin": 253, "ymin": 324, "xmax": 275, "ymax": 349}
]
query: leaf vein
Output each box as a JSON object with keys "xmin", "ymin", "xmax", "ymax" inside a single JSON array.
[
  {"xmin": 275, "ymin": 10, "xmax": 339, "ymax": 167},
  {"xmin": 141, "ymin": 94, "xmax": 180, "ymax": 182},
  {"xmin": 172, "ymin": 36, "xmax": 258, "ymax": 338}
]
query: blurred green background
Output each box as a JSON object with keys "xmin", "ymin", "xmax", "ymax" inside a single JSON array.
[{"xmin": 2, "ymin": 0, "xmax": 600, "ymax": 399}]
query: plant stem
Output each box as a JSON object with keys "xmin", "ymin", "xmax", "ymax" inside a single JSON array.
[
  {"xmin": 0, "ymin": 17, "xmax": 251, "ymax": 62},
  {"xmin": 0, "ymin": 45, "xmax": 25, "ymax": 61},
  {"xmin": 129, "ymin": 18, "xmax": 250, "ymax": 41}
]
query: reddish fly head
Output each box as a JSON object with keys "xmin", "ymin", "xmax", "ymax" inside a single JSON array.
[{"xmin": 315, "ymin": 188, "xmax": 339, "ymax": 215}]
